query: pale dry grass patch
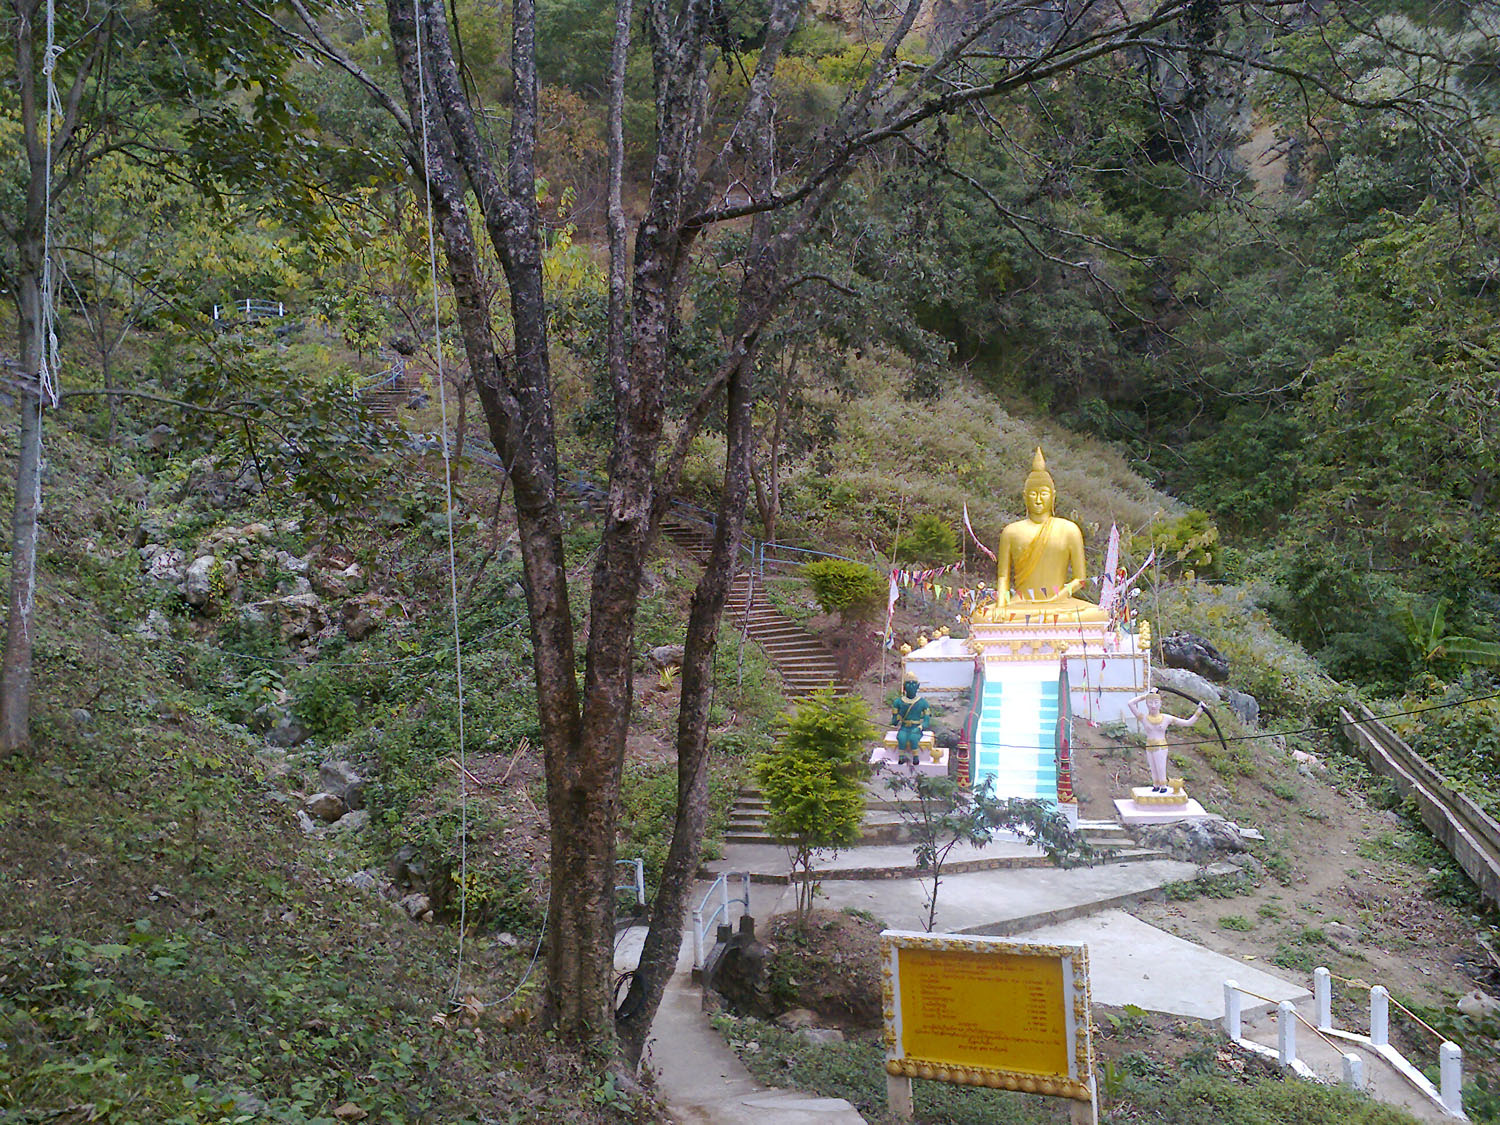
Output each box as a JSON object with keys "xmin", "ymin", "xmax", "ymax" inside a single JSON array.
[{"xmin": 781, "ymin": 363, "xmax": 1181, "ymax": 562}]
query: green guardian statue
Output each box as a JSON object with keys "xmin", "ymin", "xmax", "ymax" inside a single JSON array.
[{"xmin": 891, "ymin": 675, "xmax": 932, "ymax": 763}]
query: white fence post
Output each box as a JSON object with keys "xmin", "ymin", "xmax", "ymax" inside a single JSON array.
[
  {"xmin": 1277, "ymin": 1001, "xmax": 1297, "ymax": 1068},
  {"xmin": 1223, "ymin": 981, "xmax": 1241, "ymax": 1039},
  {"xmin": 1370, "ymin": 986, "xmax": 1389, "ymax": 1048},
  {"xmin": 1314, "ymin": 967, "xmax": 1332, "ymax": 1030},
  {"xmin": 691, "ymin": 908, "xmax": 704, "ymax": 971},
  {"xmin": 1440, "ymin": 1042, "xmax": 1463, "ymax": 1116},
  {"xmin": 1341, "ymin": 1052, "xmax": 1364, "ymax": 1090}
]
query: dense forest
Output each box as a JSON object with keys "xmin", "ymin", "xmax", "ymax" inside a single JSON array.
[{"xmin": 3, "ymin": 0, "xmax": 1500, "ymax": 1117}]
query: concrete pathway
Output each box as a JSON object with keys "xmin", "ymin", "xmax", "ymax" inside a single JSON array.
[
  {"xmin": 776, "ymin": 856, "xmax": 1200, "ymax": 936},
  {"xmin": 1021, "ymin": 909, "xmax": 1309, "ymax": 1018},
  {"xmin": 617, "ymin": 922, "xmax": 866, "ymax": 1124}
]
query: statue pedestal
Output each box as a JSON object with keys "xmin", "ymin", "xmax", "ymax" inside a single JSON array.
[
  {"xmin": 870, "ymin": 731, "xmax": 947, "ymax": 778},
  {"xmin": 967, "ymin": 618, "xmax": 1149, "ymax": 728},
  {"xmin": 1112, "ymin": 796, "xmax": 1211, "ymax": 825}
]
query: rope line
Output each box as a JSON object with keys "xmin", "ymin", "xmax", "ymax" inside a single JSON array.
[
  {"xmin": 1229, "ymin": 985, "xmax": 1347, "ymax": 1056},
  {"xmin": 37, "ymin": 0, "xmax": 61, "ymax": 408},
  {"xmin": 409, "ymin": 0, "xmax": 472, "ymax": 1001},
  {"xmin": 136, "ymin": 620, "xmax": 525, "ymax": 668}
]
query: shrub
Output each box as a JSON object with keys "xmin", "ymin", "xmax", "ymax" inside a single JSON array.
[
  {"xmin": 802, "ymin": 559, "xmax": 884, "ymax": 621},
  {"xmin": 752, "ymin": 691, "xmax": 875, "ymax": 926},
  {"xmin": 894, "ymin": 513, "xmax": 959, "ymax": 566}
]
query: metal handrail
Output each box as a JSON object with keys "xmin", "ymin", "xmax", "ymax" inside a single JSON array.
[
  {"xmin": 692, "ymin": 871, "xmax": 750, "ymax": 971},
  {"xmin": 614, "ymin": 857, "xmax": 645, "ymax": 907},
  {"xmin": 663, "ymin": 496, "xmax": 859, "ymax": 577},
  {"xmin": 213, "ymin": 298, "xmax": 285, "ymax": 321}
]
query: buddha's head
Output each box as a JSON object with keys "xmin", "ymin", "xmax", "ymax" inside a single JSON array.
[
  {"xmin": 1023, "ymin": 448, "xmax": 1055, "ymax": 520},
  {"xmin": 902, "ymin": 675, "xmax": 920, "ymax": 699}
]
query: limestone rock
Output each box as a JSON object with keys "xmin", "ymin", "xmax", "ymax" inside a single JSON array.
[
  {"xmin": 328, "ymin": 810, "xmax": 369, "ymax": 834},
  {"xmin": 343, "ymin": 869, "xmax": 382, "ymax": 891},
  {"xmin": 1459, "ymin": 991, "xmax": 1500, "ymax": 1019},
  {"xmin": 1324, "ymin": 921, "xmax": 1358, "ymax": 943},
  {"xmin": 319, "ymin": 760, "xmax": 366, "ymax": 810},
  {"xmin": 399, "ymin": 893, "xmax": 432, "ymax": 920},
  {"xmin": 265, "ymin": 717, "xmax": 309, "ymax": 749},
  {"xmin": 1151, "ymin": 665, "xmax": 1221, "ymax": 704},
  {"xmin": 776, "ymin": 1008, "xmax": 820, "ymax": 1030},
  {"xmin": 1161, "ymin": 631, "xmax": 1230, "ymax": 682},
  {"xmin": 649, "ymin": 644, "xmax": 686, "ymax": 671},
  {"xmin": 183, "ymin": 554, "xmax": 238, "ymax": 612},
  {"xmin": 270, "ymin": 591, "xmax": 325, "ymax": 645},
  {"xmin": 342, "ymin": 594, "xmax": 395, "ymax": 642},
  {"xmin": 1224, "ymin": 688, "xmax": 1260, "ymax": 727},
  {"xmin": 795, "ymin": 1028, "xmax": 845, "ymax": 1046},
  {"xmin": 141, "ymin": 545, "xmax": 187, "ymax": 586},
  {"xmin": 304, "ymin": 792, "xmax": 347, "ymax": 823},
  {"xmin": 135, "ymin": 608, "xmax": 172, "ymax": 641},
  {"xmin": 314, "ymin": 562, "xmax": 365, "ymax": 599},
  {"xmin": 1134, "ymin": 818, "xmax": 1245, "ymax": 863},
  {"xmin": 296, "ymin": 810, "xmax": 322, "ymax": 836}
]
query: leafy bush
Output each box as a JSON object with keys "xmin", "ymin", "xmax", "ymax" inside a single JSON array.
[
  {"xmin": 617, "ymin": 761, "xmax": 741, "ymax": 899},
  {"xmin": 894, "ymin": 513, "xmax": 959, "ymax": 565},
  {"xmin": 1147, "ymin": 509, "xmax": 1219, "ymax": 576},
  {"xmin": 752, "ymin": 691, "xmax": 875, "ymax": 925},
  {"xmin": 802, "ymin": 559, "xmax": 884, "ymax": 621}
]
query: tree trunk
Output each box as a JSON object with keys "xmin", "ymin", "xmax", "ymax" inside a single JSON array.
[
  {"xmin": 617, "ymin": 345, "xmax": 758, "ymax": 1060},
  {"xmin": 2, "ymin": 0, "xmax": 48, "ymax": 756}
]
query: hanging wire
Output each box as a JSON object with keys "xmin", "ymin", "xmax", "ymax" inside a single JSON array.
[
  {"xmin": 410, "ymin": 0, "xmax": 472, "ymax": 1001},
  {"xmin": 37, "ymin": 0, "xmax": 62, "ymax": 408}
]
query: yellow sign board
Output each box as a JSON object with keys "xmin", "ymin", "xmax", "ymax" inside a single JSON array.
[{"xmin": 881, "ymin": 931, "xmax": 1094, "ymax": 1104}]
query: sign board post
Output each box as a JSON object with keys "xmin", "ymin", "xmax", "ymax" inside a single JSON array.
[{"xmin": 880, "ymin": 931, "xmax": 1096, "ymax": 1123}]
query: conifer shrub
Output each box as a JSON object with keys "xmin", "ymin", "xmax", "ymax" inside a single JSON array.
[
  {"xmin": 802, "ymin": 559, "xmax": 884, "ymax": 621},
  {"xmin": 752, "ymin": 692, "xmax": 875, "ymax": 927},
  {"xmin": 894, "ymin": 512, "xmax": 959, "ymax": 565}
]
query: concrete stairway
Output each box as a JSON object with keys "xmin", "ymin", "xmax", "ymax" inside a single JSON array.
[
  {"xmin": 659, "ymin": 517, "xmax": 845, "ymax": 700},
  {"xmin": 724, "ymin": 786, "xmax": 772, "ymax": 845}
]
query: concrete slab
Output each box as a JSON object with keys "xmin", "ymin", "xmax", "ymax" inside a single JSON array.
[
  {"xmin": 1019, "ymin": 910, "xmax": 1311, "ymax": 1019},
  {"xmin": 704, "ymin": 837, "xmax": 1046, "ymax": 883},
  {"xmin": 1113, "ymin": 797, "xmax": 1212, "ymax": 825},
  {"xmin": 786, "ymin": 857, "xmax": 1199, "ymax": 936}
]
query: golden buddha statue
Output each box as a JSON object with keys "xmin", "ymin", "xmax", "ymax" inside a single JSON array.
[{"xmin": 975, "ymin": 448, "xmax": 1106, "ymax": 624}]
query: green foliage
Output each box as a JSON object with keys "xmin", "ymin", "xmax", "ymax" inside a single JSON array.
[
  {"xmin": 894, "ymin": 513, "xmax": 960, "ymax": 566},
  {"xmin": 1147, "ymin": 510, "xmax": 1219, "ymax": 577},
  {"xmin": 801, "ymin": 559, "xmax": 884, "ymax": 621},
  {"xmin": 1398, "ymin": 598, "xmax": 1500, "ymax": 673},
  {"xmin": 617, "ymin": 761, "xmax": 740, "ymax": 899},
  {"xmin": 883, "ymin": 773, "xmax": 1092, "ymax": 931},
  {"xmin": 1390, "ymin": 677, "xmax": 1500, "ymax": 821},
  {"xmin": 752, "ymin": 692, "xmax": 875, "ymax": 925},
  {"xmin": 712, "ymin": 1011, "xmax": 1421, "ymax": 1125}
]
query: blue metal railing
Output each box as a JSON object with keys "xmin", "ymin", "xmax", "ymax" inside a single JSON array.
[
  {"xmin": 692, "ymin": 871, "xmax": 750, "ymax": 971},
  {"xmin": 615, "ymin": 857, "xmax": 645, "ymax": 907}
]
